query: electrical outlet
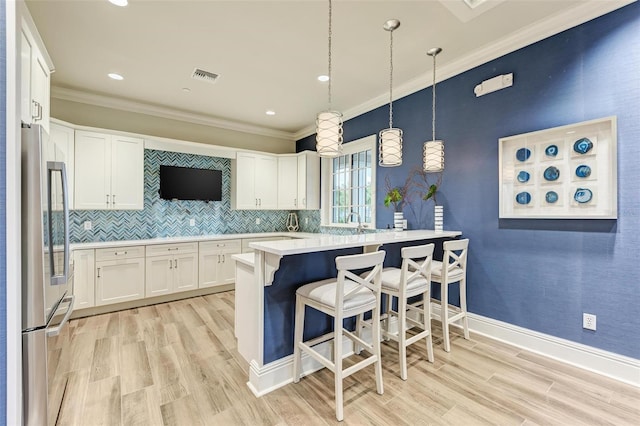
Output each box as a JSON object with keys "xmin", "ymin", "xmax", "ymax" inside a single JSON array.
[
  {"xmin": 255, "ymin": 218, "xmax": 261, "ymax": 225},
  {"xmin": 83, "ymin": 221, "xmax": 92, "ymax": 230},
  {"xmin": 305, "ymin": 218, "xmax": 309, "ymax": 225},
  {"xmin": 189, "ymin": 218, "xmax": 195, "ymax": 227},
  {"xmin": 583, "ymin": 313, "xmax": 597, "ymax": 331}
]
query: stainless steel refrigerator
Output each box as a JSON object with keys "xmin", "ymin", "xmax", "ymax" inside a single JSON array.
[{"xmin": 21, "ymin": 124, "xmax": 74, "ymax": 425}]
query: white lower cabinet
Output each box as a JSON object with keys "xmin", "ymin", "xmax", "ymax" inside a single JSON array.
[
  {"xmin": 146, "ymin": 243, "xmax": 198, "ymax": 297},
  {"xmin": 199, "ymin": 239, "xmax": 241, "ymax": 288},
  {"xmin": 73, "ymin": 249, "xmax": 95, "ymax": 309},
  {"xmin": 95, "ymin": 246, "xmax": 145, "ymax": 306}
]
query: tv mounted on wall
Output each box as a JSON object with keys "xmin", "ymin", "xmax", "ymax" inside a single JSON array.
[{"xmin": 159, "ymin": 165, "xmax": 222, "ymax": 201}]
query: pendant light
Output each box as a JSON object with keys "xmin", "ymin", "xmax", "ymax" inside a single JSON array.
[
  {"xmin": 423, "ymin": 47, "xmax": 444, "ymax": 172},
  {"xmin": 316, "ymin": 0, "xmax": 343, "ymax": 157},
  {"xmin": 378, "ymin": 19, "xmax": 402, "ymax": 167}
]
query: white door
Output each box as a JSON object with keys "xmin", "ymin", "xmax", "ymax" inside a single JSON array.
[
  {"xmin": 278, "ymin": 156, "xmax": 298, "ymax": 209},
  {"xmin": 255, "ymin": 155, "xmax": 278, "ymax": 209},
  {"xmin": 198, "ymin": 248, "xmax": 220, "ymax": 288},
  {"xmin": 31, "ymin": 51, "xmax": 50, "ymax": 133},
  {"xmin": 174, "ymin": 253, "xmax": 198, "ymax": 292},
  {"xmin": 96, "ymin": 258, "xmax": 144, "ymax": 305},
  {"xmin": 75, "ymin": 131, "xmax": 111, "ymax": 210},
  {"xmin": 110, "ymin": 136, "xmax": 143, "ymax": 210},
  {"xmin": 217, "ymin": 248, "xmax": 238, "ymax": 285},
  {"xmin": 145, "ymin": 255, "xmax": 173, "ymax": 297},
  {"xmin": 235, "ymin": 153, "xmax": 257, "ymax": 209}
]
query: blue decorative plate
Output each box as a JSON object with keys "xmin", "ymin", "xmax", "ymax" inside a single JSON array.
[
  {"xmin": 543, "ymin": 166, "xmax": 560, "ymax": 181},
  {"xmin": 515, "ymin": 192, "xmax": 532, "ymax": 205},
  {"xmin": 545, "ymin": 144, "xmax": 558, "ymax": 157},
  {"xmin": 517, "ymin": 171, "xmax": 530, "ymax": 183},
  {"xmin": 575, "ymin": 165, "xmax": 591, "ymax": 178},
  {"xmin": 574, "ymin": 188, "xmax": 593, "ymax": 203},
  {"xmin": 573, "ymin": 138, "xmax": 593, "ymax": 155},
  {"xmin": 545, "ymin": 191, "xmax": 558, "ymax": 203},
  {"xmin": 516, "ymin": 147, "xmax": 531, "ymax": 162}
]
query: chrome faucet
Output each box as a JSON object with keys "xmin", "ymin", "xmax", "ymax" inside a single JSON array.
[{"xmin": 347, "ymin": 212, "xmax": 364, "ymax": 234}]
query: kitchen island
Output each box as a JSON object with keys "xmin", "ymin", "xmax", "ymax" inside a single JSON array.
[{"xmin": 232, "ymin": 229, "xmax": 462, "ymax": 396}]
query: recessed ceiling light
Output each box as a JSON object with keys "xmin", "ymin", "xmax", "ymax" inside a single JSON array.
[
  {"xmin": 108, "ymin": 73, "xmax": 124, "ymax": 80},
  {"xmin": 266, "ymin": 110, "xmax": 276, "ymax": 116},
  {"xmin": 109, "ymin": 0, "xmax": 128, "ymax": 7},
  {"xmin": 181, "ymin": 87, "xmax": 191, "ymax": 92},
  {"xmin": 317, "ymin": 75, "xmax": 330, "ymax": 82}
]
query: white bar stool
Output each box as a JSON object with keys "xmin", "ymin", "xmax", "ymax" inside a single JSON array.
[
  {"xmin": 431, "ymin": 238, "xmax": 470, "ymax": 352},
  {"xmin": 292, "ymin": 250, "xmax": 386, "ymax": 422},
  {"xmin": 378, "ymin": 243, "xmax": 435, "ymax": 380}
]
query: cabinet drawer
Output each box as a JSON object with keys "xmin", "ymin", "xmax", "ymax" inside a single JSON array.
[
  {"xmin": 146, "ymin": 242, "xmax": 198, "ymax": 257},
  {"xmin": 95, "ymin": 245, "xmax": 145, "ymax": 261},
  {"xmin": 199, "ymin": 239, "xmax": 241, "ymax": 252}
]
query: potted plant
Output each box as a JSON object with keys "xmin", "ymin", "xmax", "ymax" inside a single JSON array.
[
  {"xmin": 405, "ymin": 166, "xmax": 443, "ymax": 231},
  {"xmin": 384, "ymin": 176, "xmax": 407, "ymax": 230}
]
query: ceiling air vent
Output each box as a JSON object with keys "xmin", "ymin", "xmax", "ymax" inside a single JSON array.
[{"xmin": 191, "ymin": 68, "xmax": 220, "ymax": 84}]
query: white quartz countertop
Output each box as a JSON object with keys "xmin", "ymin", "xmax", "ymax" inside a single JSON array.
[
  {"xmin": 231, "ymin": 253, "xmax": 255, "ymax": 267},
  {"xmin": 249, "ymin": 230, "xmax": 462, "ymax": 256},
  {"xmin": 70, "ymin": 231, "xmax": 316, "ymax": 250}
]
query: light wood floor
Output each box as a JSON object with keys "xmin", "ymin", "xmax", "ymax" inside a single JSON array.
[{"xmin": 49, "ymin": 291, "xmax": 640, "ymax": 425}]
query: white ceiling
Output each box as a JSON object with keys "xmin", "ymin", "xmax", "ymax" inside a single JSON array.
[{"xmin": 26, "ymin": 0, "xmax": 634, "ymax": 141}]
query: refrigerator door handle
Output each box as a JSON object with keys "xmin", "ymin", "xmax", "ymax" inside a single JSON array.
[
  {"xmin": 47, "ymin": 161, "xmax": 70, "ymax": 286},
  {"xmin": 46, "ymin": 295, "xmax": 75, "ymax": 337}
]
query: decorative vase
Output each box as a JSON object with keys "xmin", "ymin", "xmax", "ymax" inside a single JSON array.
[
  {"xmin": 286, "ymin": 212, "xmax": 299, "ymax": 232},
  {"xmin": 434, "ymin": 205, "xmax": 443, "ymax": 232},
  {"xmin": 394, "ymin": 211, "xmax": 404, "ymax": 231}
]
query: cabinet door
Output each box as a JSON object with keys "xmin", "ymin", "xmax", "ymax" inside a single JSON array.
[
  {"xmin": 278, "ymin": 156, "xmax": 298, "ymax": 209},
  {"xmin": 96, "ymin": 258, "xmax": 145, "ymax": 306},
  {"xmin": 198, "ymin": 248, "xmax": 220, "ymax": 288},
  {"xmin": 174, "ymin": 253, "xmax": 198, "ymax": 292},
  {"xmin": 110, "ymin": 136, "xmax": 144, "ymax": 210},
  {"xmin": 255, "ymin": 155, "xmax": 278, "ymax": 209},
  {"xmin": 234, "ymin": 153, "xmax": 257, "ymax": 209},
  {"xmin": 145, "ymin": 255, "xmax": 173, "ymax": 297},
  {"xmin": 74, "ymin": 131, "xmax": 111, "ymax": 210},
  {"xmin": 20, "ymin": 29, "xmax": 32, "ymax": 125},
  {"xmin": 73, "ymin": 249, "xmax": 95, "ymax": 310},
  {"xmin": 31, "ymin": 51, "xmax": 50, "ymax": 133},
  {"xmin": 218, "ymin": 247, "xmax": 239, "ymax": 285},
  {"xmin": 298, "ymin": 152, "xmax": 320, "ymax": 209},
  {"xmin": 50, "ymin": 123, "xmax": 75, "ymax": 209}
]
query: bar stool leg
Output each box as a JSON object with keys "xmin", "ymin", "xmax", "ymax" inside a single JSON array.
[
  {"xmin": 334, "ymin": 315, "xmax": 344, "ymax": 421},
  {"xmin": 441, "ymin": 283, "xmax": 451, "ymax": 353},
  {"xmin": 398, "ymin": 295, "xmax": 408, "ymax": 380},
  {"xmin": 372, "ymin": 304, "xmax": 384, "ymax": 395},
  {"xmin": 422, "ymin": 291, "xmax": 434, "ymax": 363},
  {"xmin": 460, "ymin": 277, "xmax": 470, "ymax": 340},
  {"xmin": 293, "ymin": 296, "xmax": 305, "ymax": 382}
]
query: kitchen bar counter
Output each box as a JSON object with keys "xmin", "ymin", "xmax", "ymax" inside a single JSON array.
[{"xmin": 233, "ymin": 229, "xmax": 462, "ymax": 396}]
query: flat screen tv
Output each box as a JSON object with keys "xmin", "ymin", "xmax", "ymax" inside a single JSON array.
[{"xmin": 159, "ymin": 165, "xmax": 222, "ymax": 201}]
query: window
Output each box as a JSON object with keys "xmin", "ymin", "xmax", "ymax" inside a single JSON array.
[{"xmin": 321, "ymin": 135, "xmax": 376, "ymax": 228}]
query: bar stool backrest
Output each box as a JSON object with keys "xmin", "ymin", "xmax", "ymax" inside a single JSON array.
[
  {"xmin": 335, "ymin": 251, "xmax": 386, "ymax": 309},
  {"xmin": 441, "ymin": 239, "xmax": 469, "ymax": 282},
  {"xmin": 400, "ymin": 243, "xmax": 435, "ymax": 290}
]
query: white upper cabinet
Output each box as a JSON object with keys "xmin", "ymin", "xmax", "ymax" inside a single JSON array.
[
  {"xmin": 277, "ymin": 155, "xmax": 298, "ymax": 209},
  {"xmin": 231, "ymin": 152, "xmax": 278, "ymax": 210},
  {"xmin": 74, "ymin": 130, "xmax": 144, "ymax": 210},
  {"xmin": 297, "ymin": 151, "xmax": 320, "ymax": 210},
  {"xmin": 20, "ymin": 8, "xmax": 53, "ymax": 133},
  {"xmin": 48, "ymin": 123, "xmax": 75, "ymax": 210}
]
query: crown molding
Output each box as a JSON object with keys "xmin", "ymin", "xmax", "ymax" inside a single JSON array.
[
  {"xmin": 293, "ymin": 0, "xmax": 635, "ymax": 141},
  {"xmin": 51, "ymin": 86, "xmax": 296, "ymax": 141}
]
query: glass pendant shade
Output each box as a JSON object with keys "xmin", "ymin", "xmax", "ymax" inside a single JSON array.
[
  {"xmin": 423, "ymin": 140, "xmax": 444, "ymax": 172},
  {"xmin": 379, "ymin": 128, "xmax": 403, "ymax": 167},
  {"xmin": 316, "ymin": 110, "xmax": 344, "ymax": 157}
]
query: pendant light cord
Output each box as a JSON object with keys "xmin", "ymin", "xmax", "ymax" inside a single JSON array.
[
  {"xmin": 432, "ymin": 52, "xmax": 436, "ymax": 142},
  {"xmin": 388, "ymin": 29, "xmax": 394, "ymax": 129},
  {"xmin": 327, "ymin": 0, "xmax": 333, "ymax": 109}
]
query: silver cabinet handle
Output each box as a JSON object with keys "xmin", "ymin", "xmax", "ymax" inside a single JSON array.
[
  {"xmin": 97, "ymin": 267, "xmax": 101, "ymax": 278},
  {"xmin": 167, "ymin": 247, "xmax": 179, "ymax": 251},
  {"xmin": 222, "ymin": 254, "xmax": 225, "ymax": 263},
  {"xmin": 303, "ymin": 197, "xmax": 306, "ymax": 207},
  {"xmin": 106, "ymin": 194, "xmax": 110, "ymax": 206},
  {"xmin": 112, "ymin": 194, "xmax": 116, "ymax": 205},
  {"xmin": 294, "ymin": 198, "xmax": 297, "ymax": 207},
  {"xmin": 169, "ymin": 259, "xmax": 173, "ymax": 269},
  {"xmin": 32, "ymin": 100, "xmax": 42, "ymax": 120},
  {"xmin": 217, "ymin": 254, "xmax": 221, "ymax": 263},
  {"xmin": 114, "ymin": 251, "xmax": 127, "ymax": 256},
  {"xmin": 174, "ymin": 259, "xmax": 178, "ymax": 269}
]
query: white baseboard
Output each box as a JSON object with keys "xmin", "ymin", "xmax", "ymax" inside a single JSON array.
[{"xmin": 247, "ymin": 310, "xmax": 639, "ymax": 396}]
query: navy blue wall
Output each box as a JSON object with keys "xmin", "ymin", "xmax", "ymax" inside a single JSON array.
[
  {"xmin": 298, "ymin": 3, "xmax": 640, "ymax": 359},
  {"xmin": 1, "ymin": 1, "xmax": 8, "ymax": 422}
]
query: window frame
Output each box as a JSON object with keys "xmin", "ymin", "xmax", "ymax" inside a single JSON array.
[{"xmin": 320, "ymin": 135, "xmax": 377, "ymax": 229}]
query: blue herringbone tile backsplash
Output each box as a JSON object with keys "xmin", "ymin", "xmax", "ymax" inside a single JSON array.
[{"xmin": 70, "ymin": 149, "xmax": 321, "ymax": 242}]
